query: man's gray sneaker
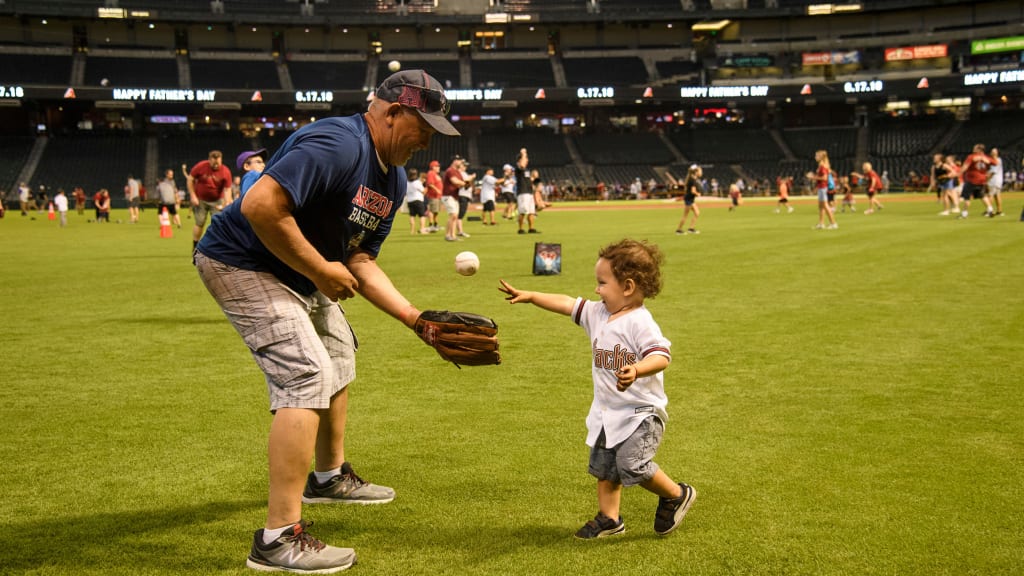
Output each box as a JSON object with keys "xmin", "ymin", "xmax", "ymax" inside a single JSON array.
[
  {"xmin": 246, "ymin": 519, "xmax": 356, "ymax": 574},
  {"xmin": 302, "ymin": 462, "xmax": 395, "ymax": 504}
]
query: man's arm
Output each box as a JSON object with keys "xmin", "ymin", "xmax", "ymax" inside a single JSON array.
[
  {"xmin": 186, "ymin": 169, "xmax": 198, "ymax": 206},
  {"xmin": 240, "ymin": 175, "xmax": 358, "ymax": 300},
  {"xmin": 347, "ymin": 250, "xmax": 417, "ymax": 326}
]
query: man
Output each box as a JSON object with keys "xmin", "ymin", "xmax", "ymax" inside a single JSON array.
[
  {"xmin": 958, "ymin": 144, "xmax": 995, "ymax": 219},
  {"xmin": 187, "ymin": 150, "xmax": 233, "ymax": 249},
  {"xmin": 126, "ymin": 174, "xmax": 141, "ymax": 223},
  {"xmin": 194, "ymin": 69, "xmax": 462, "ymax": 573},
  {"xmin": 424, "ymin": 160, "xmax": 443, "ymax": 232},
  {"xmin": 442, "ymin": 155, "xmax": 473, "ymax": 242},
  {"xmin": 156, "ymin": 169, "xmax": 181, "ymax": 228}
]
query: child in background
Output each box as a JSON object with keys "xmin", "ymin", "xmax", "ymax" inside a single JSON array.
[
  {"xmin": 54, "ymin": 188, "xmax": 69, "ymax": 227},
  {"xmin": 727, "ymin": 182, "xmax": 742, "ymax": 211},
  {"xmin": 839, "ymin": 175, "xmax": 856, "ymax": 212},
  {"xmin": 235, "ymin": 148, "xmax": 268, "ymax": 196},
  {"xmin": 478, "ymin": 167, "xmax": 503, "ymax": 226},
  {"xmin": 852, "ymin": 162, "xmax": 885, "ymax": 215},
  {"xmin": 775, "ymin": 176, "xmax": 793, "ymax": 213},
  {"xmin": 498, "ymin": 238, "xmax": 696, "ymax": 539}
]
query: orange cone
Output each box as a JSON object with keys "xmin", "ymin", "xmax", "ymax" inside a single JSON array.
[
  {"xmin": 48, "ymin": 202, "xmax": 56, "ymax": 220},
  {"xmin": 159, "ymin": 207, "xmax": 173, "ymax": 238}
]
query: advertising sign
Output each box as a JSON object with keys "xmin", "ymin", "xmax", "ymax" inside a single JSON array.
[{"xmin": 884, "ymin": 44, "xmax": 948, "ymax": 61}]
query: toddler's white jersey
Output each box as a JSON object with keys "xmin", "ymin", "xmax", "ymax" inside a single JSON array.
[{"xmin": 572, "ymin": 297, "xmax": 672, "ymax": 448}]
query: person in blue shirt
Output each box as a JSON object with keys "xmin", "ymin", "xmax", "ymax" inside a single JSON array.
[{"xmin": 195, "ymin": 70, "xmax": 461, "ymax": 574}]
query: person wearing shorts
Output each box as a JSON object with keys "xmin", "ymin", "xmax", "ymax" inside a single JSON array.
[
  {"xmin": 195, "ymin": 69, "xmax": 464, "ymax": 573},
  {"xmin": 125, "ymin": 174, "xmax": 141, "ymax": 223},
  {"xmin": 442, "ymin": 155, "xmax": 473, "ymax": 241},
  {"xmin": 187, "ymin": 150, "xmax": 233, "ymax": 250},
  {"xmin": 156, "ymin": 169, "xmax": 181, "ymax": 228},
  {"xmin": 514, "ymin": 149, "xmax": 538, "ymax": 234},
  {"xmin": 478, "ymin": 167, "xmax": 502, "ymax": 226},
  {"xmin": 500, "ymin": 164, "xmax": 516, "ymax": 220},
  {"xmin": 958, "ymin": 144, "xmax": 996, "ymax": 219},
  {"xmin": 813, "ymin": 150, "xmax": 838, "ymax": 229},
  {"xmin": 498, "ymin": 239, "xmax": 696, "ymax": 539},
  {"xmin": 405, "ymin": 167, "xmax": 428, "ymax": 234}
]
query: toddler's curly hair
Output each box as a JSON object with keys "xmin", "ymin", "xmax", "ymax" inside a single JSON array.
[{"xmin": 598, "ymin": 238, "xmax": 664, "ymax": 298}]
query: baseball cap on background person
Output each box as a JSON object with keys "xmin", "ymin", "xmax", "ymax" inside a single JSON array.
[
  {"xmin": 503, "ymin": 164, "xmax": 513, "ymax": 171},
  {"xmin": 429, "ymin": 160, "xmax": 441, "ymax": 169},
  {"xmin": 236, "ymin": 148, "xmax": 268, "ymax": 171},
  {"xmin": 375, "ymin": 69, "xmax": 460, "ymax": 137}
]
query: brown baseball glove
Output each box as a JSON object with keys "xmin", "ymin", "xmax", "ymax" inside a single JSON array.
[{"xmin": 413, "ymin": 310, "xmax": 501, "ymax": 367}]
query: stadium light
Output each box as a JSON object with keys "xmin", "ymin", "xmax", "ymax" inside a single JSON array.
[
  {"xmin": 807, "ymin": 3, "xmax": 862, "ymax": 15},
  {"xmin": 691, "ymin": 20, "xmax": 731, "ymax": 32}
]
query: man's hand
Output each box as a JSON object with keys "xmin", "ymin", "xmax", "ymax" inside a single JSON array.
[{"xmin": 313, "ymin": 261, "xmax": 359, "ymax": 301}]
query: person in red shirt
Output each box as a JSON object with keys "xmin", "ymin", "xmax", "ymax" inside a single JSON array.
[
  {"xmin": 424, "ymin": 160, "xmax": 443, "ymax": 232},
  {"xmin": 441, "ymin": 155, "xmax": 473, "ymax": 242},
  {"xmin": 851, "ymin": 162, "xmax": 884, "ymax": 215},
  {"xmin": 958, "ymin": 143, "xmax": 996, "ymax": 219},
  {"xmin": 93, "ymin": 188, "xmax": 110, "ymax": 222},
  {"xmin": 72, "ymin": 186, "xmax": 87, "ymax": 215},
  {"xmin": 186, "ymin": 150, "xmax": 233, "ymax": 249}
]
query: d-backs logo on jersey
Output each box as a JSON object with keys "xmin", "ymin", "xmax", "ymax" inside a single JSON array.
[
  {"xmin": 348, "ymin": 184, "xmax": 393, "ymax": 231},
  {"xmin": 593, "ymin": 338, "xmax": 638, "ymax": 373}
]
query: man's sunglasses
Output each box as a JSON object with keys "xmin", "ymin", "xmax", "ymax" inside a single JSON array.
[{"xmin": 394, "ymin": 84, "xmax": 451, "ymax": 116}]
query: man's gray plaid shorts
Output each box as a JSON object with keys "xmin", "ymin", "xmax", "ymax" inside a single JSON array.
[{"xmin": 195, "ymin": 252, "xmax": 356, "ymax": 412}]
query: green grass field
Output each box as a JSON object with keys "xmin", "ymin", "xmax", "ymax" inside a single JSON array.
[{"xmin": 2, "ymin": 195, "xmax": 1022, "ymax": 575}]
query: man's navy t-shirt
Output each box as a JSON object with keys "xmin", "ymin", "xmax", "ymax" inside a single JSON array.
[{"xmin": 197, "ymin": 115, "xmax": 407, "ymax": 296}]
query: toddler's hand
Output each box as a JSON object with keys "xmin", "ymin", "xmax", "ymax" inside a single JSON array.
[
  {"xmin": 498, "ymin": 279, "xmax": 527, "ymax": 304},
  {"xmin": 616, "ymin": 365, "xmax": 637, "ymax": 391}
]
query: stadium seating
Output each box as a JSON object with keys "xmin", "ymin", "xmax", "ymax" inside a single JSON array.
[
  {"xmin": 84, "ymin": 56, "xmax": 179, "ymax": 88},
  {"xmin": 190, "ymin": 58, "xmax": 281, "ymax": 90},
  {"xmin": 0, "ymin": 53, "xmax": 73, "ymax": 85},
  {"xmin": 563, "ymin": 57, "xmax": 649, "ymax": 86},
  {"xmin": 668, "ymin": 126, "xmax": 782, "ymax": 164},
  {"xmin": 477, "ymin": 128, "xmax": 571, "ymax": 168},
  {"xmin": 0, "ymin": 136, "xmax": 35, "ymax": 198},
  {"xmin": 288, "ymin": 60, "xmax": 369, "ymax": 90},
  {"xmin": 574, "ymin": 132, "xmax": 674, "ymax": 166},
  {"xmin": 470, "ymin": 58, "xmax": 555, "ymax": 88},
  {"xmin": 33, "ymin": 133, "xmax": 148, "ymax": 204}
]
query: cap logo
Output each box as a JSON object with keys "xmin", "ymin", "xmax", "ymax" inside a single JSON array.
[{"xmin": 395, "ymin": 84, "xmax": 450, "ymax": 116}]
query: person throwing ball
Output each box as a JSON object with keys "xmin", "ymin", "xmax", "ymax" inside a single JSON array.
[
  {"xmin": 499, "ymin": 238, "xmax": 696, "ymax": 539},
  {"xmin": 194, "ymin": 69, "xmax": 498, "ymax": 573}
]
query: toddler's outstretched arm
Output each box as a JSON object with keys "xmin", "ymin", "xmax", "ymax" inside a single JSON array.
[{"xmin": 499, "ymin": 279, "xmax": 574, "ymax": 316}]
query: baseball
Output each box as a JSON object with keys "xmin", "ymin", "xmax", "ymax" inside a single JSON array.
[
  {"xmin": 455, "ymin": 251, "xmax": 480, "ymax": 276},
  {"xmin": 388, "ymin": 60, "xmax": 401, "ymax": 72}
]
